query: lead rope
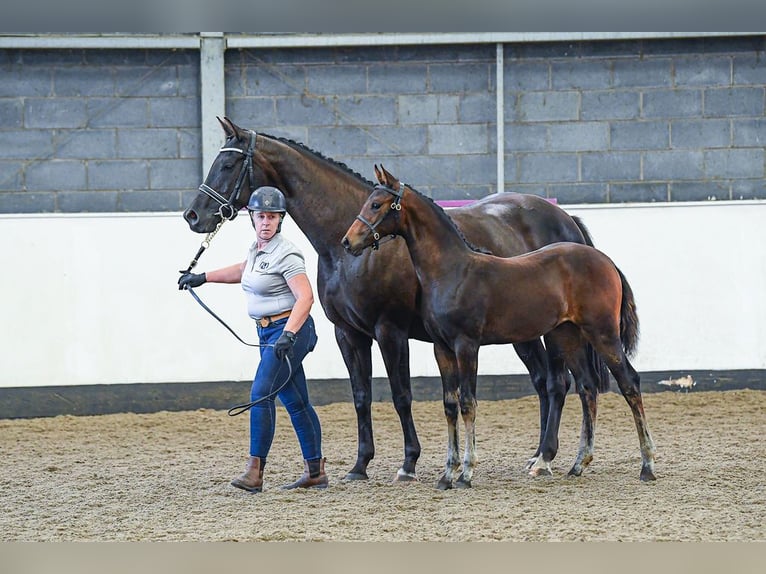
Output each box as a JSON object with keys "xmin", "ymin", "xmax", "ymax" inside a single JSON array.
[
  {"xmin": 180, "ymin": 227, "xmax": 294, "ymax": 416},
  {"xmin": 181, "ymin": 219, "xmax": 225, "ymax": 275}
]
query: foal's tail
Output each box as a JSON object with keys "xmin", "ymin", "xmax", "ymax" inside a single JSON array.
[
  {"xmin": 617, "ymin": 266, "xmax": 640, "ymax": 358},
  {"xmin": 572, "ymin": 215, "xmax": 611, "ymax": 392}
]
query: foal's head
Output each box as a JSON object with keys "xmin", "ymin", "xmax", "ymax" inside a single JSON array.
[{"xmin": 341, "ymin": 164, "xmax": 406, "ymax": 255}]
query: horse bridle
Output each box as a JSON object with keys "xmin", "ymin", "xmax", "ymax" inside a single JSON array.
[
  {"xmin": 198, "ymin": 130, "xmax": 257, "ymax": 221},
  {"xmin": 180, "ymin": 130, "xmax": 299, "ymax": 417},
  {"xmin": 355, "ymin": 183, "xmax": 404, "ymax": 250}
]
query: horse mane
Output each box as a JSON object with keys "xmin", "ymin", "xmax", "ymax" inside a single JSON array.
[
  {"xmin": 263, "ymin": 133, "xmax": 377, "ymax": 188},
  {"xmin": 405, "ymin": 183, "xmax": 493, "ymax": 255}
]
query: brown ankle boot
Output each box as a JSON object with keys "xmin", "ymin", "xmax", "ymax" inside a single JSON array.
[
  {"xmin": 281, "ymin": 457, "xmax": 329, "ymax": 490},
  {"xmin": 231, "ymin": 456, "xmax": 264, "ymax": 492}
]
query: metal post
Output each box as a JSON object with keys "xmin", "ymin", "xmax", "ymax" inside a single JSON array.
[
  {"xmin": 496, "ymin": 42, "xmax": 505, "ymax": 194},
  {"xmin": 200, "ymin": 33, "xmax": 226, "ymax": 178}
]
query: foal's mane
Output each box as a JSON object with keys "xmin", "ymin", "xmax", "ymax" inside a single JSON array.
[{"xmin": 404, "ymin": 183, "xmax": 492, "ymax": 255}]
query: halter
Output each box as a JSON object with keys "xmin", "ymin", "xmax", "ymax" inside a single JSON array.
[
  {"xmin": 198, "ymin": 130, "xmax": 257, "ymax": 221},
  {"xmin": 355, "ymin": 183, "xmax": 404, "ymax": 250}
]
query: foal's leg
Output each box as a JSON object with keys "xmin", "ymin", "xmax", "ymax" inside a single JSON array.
[
  {"xmin": 433, "ymin": 343, "xmax": 462, "ymax": 490},
  {"xmin": 513, "ymin": 340, "xmax": 550, "ymax": 468},
  {"xmin": 375, "ymin": 322, "xmax": 421, "ymax": 482},
  {"xmin": 589, "ymin": 335, "xmax": 657, "ymax": 481},
  {"xmin": 610, "ymin": 353, "xmax": 656, "ymax": 481},
  {"xmin": 454, "ymin": 338, "xmax": 480, "ymax": 488}
]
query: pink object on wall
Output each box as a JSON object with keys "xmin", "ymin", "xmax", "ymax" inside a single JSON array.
[{"xmin": 436, "ymin": 197, "xmax": 557, "ymax": 207}]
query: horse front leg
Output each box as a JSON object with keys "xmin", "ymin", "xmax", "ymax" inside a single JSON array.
[
  {"xmin": 433, "ymin": 343, "xmax": 461, "ymax": 490},
  {"xmin": 375, "ymin": 322, "xmax": 421, "ymax": 482},
  {"xmin": 455, "ymin": 340, "xmax": 479, "ymax": 489},
  {"xmin": 335, "ymin": 325, "xmax": 375, "ymax": 480}
]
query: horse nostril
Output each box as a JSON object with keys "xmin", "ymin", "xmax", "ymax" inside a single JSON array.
[
  {"xmin": 341, "ymin": 237, "xmax": 350, "ymax": 249},
  {"xmin": 184, "ymin": 209, "xmax": 198, "ymax": 224}
]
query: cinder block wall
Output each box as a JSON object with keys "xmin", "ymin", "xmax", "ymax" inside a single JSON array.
[
  {"xmin": 0, "ymin": 49, "xmax": 201, "ymax": 213},
  {"xmin": 1, "ymin": 36, "xmax": 764, "ymax": 213}
]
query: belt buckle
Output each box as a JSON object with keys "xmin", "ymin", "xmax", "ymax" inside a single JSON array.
[{"xmin": 258, "ymin": 317, "xmax": 270, "ymax": 328}]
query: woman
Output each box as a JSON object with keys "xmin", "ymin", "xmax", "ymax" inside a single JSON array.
[{"xmin": 178, "ymin": 186, "xmax": 326, "ymax": 492}]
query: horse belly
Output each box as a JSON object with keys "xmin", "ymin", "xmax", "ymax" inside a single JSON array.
[{"xmin": 482, "ymin": 299, "xmax": 563, "ymax": 345}]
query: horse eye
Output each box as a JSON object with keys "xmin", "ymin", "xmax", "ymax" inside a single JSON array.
[
  {"xmin": 223, "ymin": 163, "xmax": 234, "ymax": 170},
  {"xmin": 371, "ymin": 202, "xmax": 381, "ymax": 210}
]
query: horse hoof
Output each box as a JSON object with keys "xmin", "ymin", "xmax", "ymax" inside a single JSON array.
[
  {"xmin": 640, "ymin": 469, "xmax": 657, "ymax": 482},
  {"xmin": 436, "ymin": 477, "xmax": 453, "ymax": 490},
  {"xmin": 342, "ymin": 471, "xmax": 369, "ymax": 481},
  {"xmin": 455, "ymin": 478, "xmax": 472, "ymax": 489},
  {"xmin": 393, "ymin": 468, "xmax": 417, "ymax": 483},
  {"xmin": 567, "ymin": 466, "xmax": 583, "ymax": 477},
  {"xmin": 528, "ymin": 467, "xmax": 553, "ymax": 478}
]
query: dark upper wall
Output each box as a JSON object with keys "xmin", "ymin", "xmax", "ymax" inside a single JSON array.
[{"xmin": 1, "ymin": 35, "xmax": 764, "ymax": 213}]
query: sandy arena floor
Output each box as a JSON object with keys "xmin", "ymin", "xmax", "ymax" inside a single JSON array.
[{"xmin": 1, "ymin": 389, "xmax": 764, "ymax": 541}]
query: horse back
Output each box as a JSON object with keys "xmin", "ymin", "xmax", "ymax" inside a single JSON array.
[{"xmin": 449, "ymin": 192, "xmax": 587, "ymax": 257}]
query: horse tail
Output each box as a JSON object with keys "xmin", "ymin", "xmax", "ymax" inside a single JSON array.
[
  {"xmin": 570, "ymin": 215, "xmax": 611, "ymax": 392},
  {"xmin": 589, "ymin": 342, "xmax": 612, "ymax": 393},
  {"xmin": 572, "ymin": 215, "xmax": 595, "ymax": 247},
  {"xmin": 617, "ymin": 266, "xmax": 640, "ymax": 358}
]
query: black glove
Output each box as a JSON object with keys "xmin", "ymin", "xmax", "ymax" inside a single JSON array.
[
  {"xmin": 274, "ymin": 330, "xmax": 296, "ymax": 361},
  {"xmin": 178, "ymin": 272, "xmax": 206, "ymax": 290}
]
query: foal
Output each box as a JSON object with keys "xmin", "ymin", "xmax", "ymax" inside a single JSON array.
[{"xmin": 342, "ymin": 174, "xmax": 656, "ymax": 487}]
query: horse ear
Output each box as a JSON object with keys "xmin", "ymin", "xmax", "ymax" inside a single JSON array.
[
  {"xmin": 373, "ymin": 164, "xmax": 383, "ymax": 184},
  {"xmin": 378, "ymin": 163, "xmax": 395, "ymax": 186},
  {"xmin": 218, "ymin": 116, "xmax": 236, "ymax": 139}
]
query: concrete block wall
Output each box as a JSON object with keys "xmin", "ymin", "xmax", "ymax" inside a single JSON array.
[
  {"xmin": 225, "ymin": 44, "xmax": 497, "ymax": 200},
  {"xmin": 503, "ymin": 37, "xmax": 766, "ymax": 202},
  {"xmin": 0, "ymin": 49, "xmax": 201, "ymax": 213},
  {"xmin": 1, "ymin": 35, "xmax": 764, "ymax": 213}
]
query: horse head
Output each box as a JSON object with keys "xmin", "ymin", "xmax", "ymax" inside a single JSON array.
[
  {"xmin": 183, "ymin": 116, "xmax": 271, "ymax": 233},
  {"xmin": 341, "ymin": 164, "xmax": 405, "ymax": 255}
]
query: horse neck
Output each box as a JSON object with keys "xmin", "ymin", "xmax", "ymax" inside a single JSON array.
[
  {"xmin": 398, "ymin": 189, "xmax": 474, "ymax": 280},
  {"xmin": 257, "ymin": 136, "xmax": 370, "ymax": 257}
]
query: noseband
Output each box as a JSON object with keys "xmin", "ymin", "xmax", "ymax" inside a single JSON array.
[
  {"xmin": 355, "ymin": 183, "xmax": 403, "ymax": 250},
  {"xmin": 198, "ymin": 130, "xmax": 257, "ymax": 221}
]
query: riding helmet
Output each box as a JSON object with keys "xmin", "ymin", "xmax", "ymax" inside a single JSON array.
[{"xmin": 248, "ymin": 186, "xmax": 287, "ymax": 213}]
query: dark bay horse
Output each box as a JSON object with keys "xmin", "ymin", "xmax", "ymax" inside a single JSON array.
[
  {"xmin": 342, "ymin": 174, "xmax": 656, "ymax": 486},
  {"xmin": 183, "ymin": 117, "xmax": 607, "ymax": 481}
]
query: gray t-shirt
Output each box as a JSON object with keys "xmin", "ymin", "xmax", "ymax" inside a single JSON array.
[{"xmin": 241, "ymin": 233, "xmax": 306, "ymax": 319}]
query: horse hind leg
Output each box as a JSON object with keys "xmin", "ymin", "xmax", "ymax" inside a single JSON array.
[
  {"xmin": 513, "ymin": 340, "xmax": 549, "ymax": 470},
  {"xmin": 528, "ymin": 332, "xmax": 570, "ymax": 477},
  {"xmin": 592, "ymin": 336, "xmax": 657, "ymax": 481},
  {"xmin": 562, "ymin": 345, "xmax": 600, "ymax": 477}
]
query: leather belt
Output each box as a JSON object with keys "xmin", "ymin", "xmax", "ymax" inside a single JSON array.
[{"xmin": 256, "ymin": 309, "xmax": 292, "ymax": 328}]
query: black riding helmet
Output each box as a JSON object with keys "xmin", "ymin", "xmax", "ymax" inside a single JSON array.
[
  {"xmin": 248, "ymin": 186, "xmax": 287, "ymax": 212},
  {"xmin": 248, "ymin": 186, "xmax": 287, "ymax": 232}
]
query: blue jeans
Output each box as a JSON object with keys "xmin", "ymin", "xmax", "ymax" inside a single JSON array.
[{"xmin": 249, "ymin": 315, "xmax": 321, "ymax": 462}]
